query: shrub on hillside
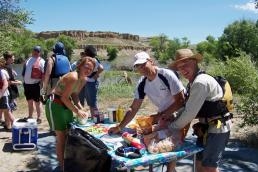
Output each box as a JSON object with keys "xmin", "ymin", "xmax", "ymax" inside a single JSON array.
[{"xmin": 223, "ymin": 52, "xmax": 258, "ymax": 95}]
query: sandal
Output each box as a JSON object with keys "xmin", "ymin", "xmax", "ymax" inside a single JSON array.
[
  {"xmin": 37, "ymin": 118, "xmax": 42, "ymax": 124},
  {"xmin": 3, "ymin": 125, "xmax": 12, "ymax": 132}
]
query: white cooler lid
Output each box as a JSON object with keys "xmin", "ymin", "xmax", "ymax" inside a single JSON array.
[{"xmin": 13, "ymin": 118, "xmax": 37, "ymax": 128}]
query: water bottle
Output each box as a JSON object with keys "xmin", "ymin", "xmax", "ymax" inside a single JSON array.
[{"xmin": 93, "ymin": 108, "xmax": 100, "ymax": 123}]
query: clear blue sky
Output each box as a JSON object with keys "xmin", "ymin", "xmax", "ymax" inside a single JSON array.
[{"xmin": 20, "ymin": 0, "xmax": 257, "ymax": 44}]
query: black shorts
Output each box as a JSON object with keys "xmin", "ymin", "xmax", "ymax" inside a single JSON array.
[{"xmin": 23, "ymin": 82, "xmax": 41, "ymax": 102}]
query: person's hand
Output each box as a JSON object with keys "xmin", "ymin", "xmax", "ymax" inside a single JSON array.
[
  {"xmin": 156, "ymin": 114, "xmax": 173, "ymax": 130},
  {"xmin": 160, "ymin": 113, "xmax": 176, "ymax": 122},
  {"xmin": 108, "ymin": 126, "xmax": 121, "ymax": 135},
  {"xmin": 40, "ymin": 88, "xmax": 46, "ymax": 95},
  {"xmin": 77, "ymin": 109, "xmax": 88, "ymax": 119},
  {"xmin": 16, "ymin": 80, "xmax": 22, "ymax": 85},
  {"xmin": 150, "ymin": 113, "xmax": 162, "ymax": 124}
]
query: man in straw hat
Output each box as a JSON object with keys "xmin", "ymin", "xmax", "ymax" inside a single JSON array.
[{"xmin": 168, "ymin": 48, "xmax": 232, "ymax": 172}]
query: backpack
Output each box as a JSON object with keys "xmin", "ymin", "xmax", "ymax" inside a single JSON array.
[
  {"xmin": 189, "ymin": 71, "xmax": 234, "ymax": 118},
  {"xmin": 213, "ymin": 76, "xmax": 234, "ymax": 112},
  {"xmin": 31, "ymin": 57, "xmax": 43, "ymax": 79},
  {"xmin": 21, "ymin": 57, "xmax": 43, "ymax": 79},
  {"xmin": 138, "ymin": 70, "xmax": 179, "ymax": 99},
  {"xmin": 6, "ymin": 67, "xmax": 19, "ymax": 99},
  {"xmin": 64, "ymin": 127, "xmax": 111, "ymax": 172},
  {"xmin": 45, "ymin": 54, "xmax": 71, "ymax": 78}
]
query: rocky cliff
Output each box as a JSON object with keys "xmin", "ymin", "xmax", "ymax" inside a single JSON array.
[
  {"xmin": 36, "ymin": 30, "xmax": 140, "ymax": 41},
  {"xmin": 36, "ymin": 30, "xmax": 151, "ymax": 50}
]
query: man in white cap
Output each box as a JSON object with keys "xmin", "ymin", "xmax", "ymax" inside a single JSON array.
[
  {"xmin": 109, "ymin": 51, "xmax": 186, "ymax": 172},
  {"xmin": 168, "ymin": 48, "xmax": 232, "ymax": 172}
]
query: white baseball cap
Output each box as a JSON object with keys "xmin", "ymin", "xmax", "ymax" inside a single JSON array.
[{"xmin": 133, "ymin": 52, "xmax": 150, "ymax": 66}]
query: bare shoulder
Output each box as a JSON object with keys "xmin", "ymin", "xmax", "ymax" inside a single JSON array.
[{"xmin": 63, "ymin": 71, "xmax": 78, "ymax": 82}]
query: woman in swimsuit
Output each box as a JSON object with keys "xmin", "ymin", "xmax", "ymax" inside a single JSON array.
[{"xmin": 45, "ymin": 56, "xmax": 95, "ymax": 170}]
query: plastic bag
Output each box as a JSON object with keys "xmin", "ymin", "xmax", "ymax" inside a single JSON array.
[
  {"xmin": 64, "ymin": 127, "xmax": 111, "ymax": 172},
  {"xmin": 143, "ymin": 129, "xmax": 184, "ymax": 154}
]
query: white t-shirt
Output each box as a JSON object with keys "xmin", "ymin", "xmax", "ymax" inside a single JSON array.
[
  {"xmin": 0, "ymin": 69, "xmax": 10, "ymax": 96},
  {"xmin": 23, "ymin": 56, "xmax": 45, "ymax": 84},
  {"xmin": 134, "ymin": 67, "xmax": 185, "ymax": 112}
]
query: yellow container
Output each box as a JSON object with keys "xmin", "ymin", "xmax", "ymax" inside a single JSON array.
[{"xmin": 116, "ymin": 106, "xmax": 125, "ymax": 122}]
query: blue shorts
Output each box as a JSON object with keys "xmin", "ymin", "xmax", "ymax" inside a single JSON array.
[
  {"xmin": 79, "ymin": 81, "xmax": 99, "ymax": 107},
  {"xmin": 0, "ymin": 96, "xmax": 11, "ymax": 110},
  {"xmin": 196, "ymin": 131, "xmax": 230, "ymax": 167}
]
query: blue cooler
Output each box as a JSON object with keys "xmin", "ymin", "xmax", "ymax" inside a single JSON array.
[{"xmin": 12, "ymin": 118, "xmax": 38, "ymax": 150}]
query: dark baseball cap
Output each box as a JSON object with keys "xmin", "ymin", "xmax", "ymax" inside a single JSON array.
[
  {"xmin": 84, "ymin": 45, "xmax": 97, "ymax": 57},
  {"xmin": 33, "ymin": 46, "xmax": 41, "ymax": 53}
]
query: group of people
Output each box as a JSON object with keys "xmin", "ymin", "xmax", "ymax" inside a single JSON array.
[
  {"xmin": 0, "ymin": 51, "xmax": 22, "ymax": 130},
  {"xmin": 0, "ymin": 43, "xmax": 104, "ymax": 170},
  {"xmin": 109, "ymin": 49, "xmax": 232, "ymax": 172},
  {"xmin": 0, "ymin": 44, "xmax": 232, "ymax": 172}
]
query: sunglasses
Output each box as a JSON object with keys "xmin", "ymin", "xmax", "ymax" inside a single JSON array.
[{"xmin": 134, "ymin": 62, "xmax": 147, "ymax": 70}]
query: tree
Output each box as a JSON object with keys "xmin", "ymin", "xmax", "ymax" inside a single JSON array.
[
  {"xmin": 107, "ymin": 46, "xmax": 118, "ymax": 61},
  {"xmin": 150, "ymin": 34, "xmax": 169, "ymax": 62},
  {"xmin": 0, "ymin": 0, "xmax": 33, "ymax": 28},
  {"xmin": 217, "ymin": 19, "xmax": 258, "ymax": 61},
  {"xmin": 150, "ymin": 34, "xmax": 191, "ymax": 64},
  {"xmin": 196, "ymin": 35, "xmax": 219, "ymax": 64},
  {"xmin": 0, "ymin": 0, "xmax": 33, "ymax": 55}
]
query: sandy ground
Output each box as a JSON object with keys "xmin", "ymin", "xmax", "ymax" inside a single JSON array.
[{"xmin": 1, "ymin": 105, "xmax": 258, "ymax": 172}]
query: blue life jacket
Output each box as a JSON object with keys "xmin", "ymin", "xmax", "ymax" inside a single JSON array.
[{"xmin": 50, "ymin": 54, "xmax": 71, "ymax": 78}]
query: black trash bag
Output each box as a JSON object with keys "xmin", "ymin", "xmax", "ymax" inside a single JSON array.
[{"xmin": 64, "ymin": 127, "xmax": 111, "ymax": 172}]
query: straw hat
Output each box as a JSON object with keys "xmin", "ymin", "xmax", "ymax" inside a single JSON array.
[{"xmin": 169, "ymin": 49, "xmax": 202, "ymax": 69}]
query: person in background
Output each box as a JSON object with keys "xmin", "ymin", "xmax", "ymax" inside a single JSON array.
[
  {"xmin": 45, "ymin": 56, "xmax": 95, "ymax": 171},
  {"xmin": 3, "ymin": 51, "xmax": 22, "ymax": 111},
  {"xmin": 168, "ymin": 48, "xmax": 232, "ymax": 172},
  {"xmin": 108, "ymin": 51, "xmax": 185, "ymax": 172},
  {"xmin": 0, "ymin": 58, "xmax": 15, "ymax": 130},
  {"xmin": 42, "ymin": 41, "xmax": 70, "ymax": 96},
  {"xmin": 71, "ymin": 45, "xmax": 104, "ymax": 117},
  {"xmin": 22, "ymin": 46, "xmax": 45, "ymax": 124}
]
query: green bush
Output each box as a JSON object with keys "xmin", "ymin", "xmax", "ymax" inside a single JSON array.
[
  {"xmin": 203, "ymin": 51, "xmax": 258, "ymax": 126},
  {"xmin": 223, "ymin": 52, "xmax": 258, "ymax": 126},
  {"xmin": 236, "ymin": 92, "xmax": 258, "ymax": 127},
  {"xmin": 223, "ymin": 52, "xmax": 258, "ymax": 95}
]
